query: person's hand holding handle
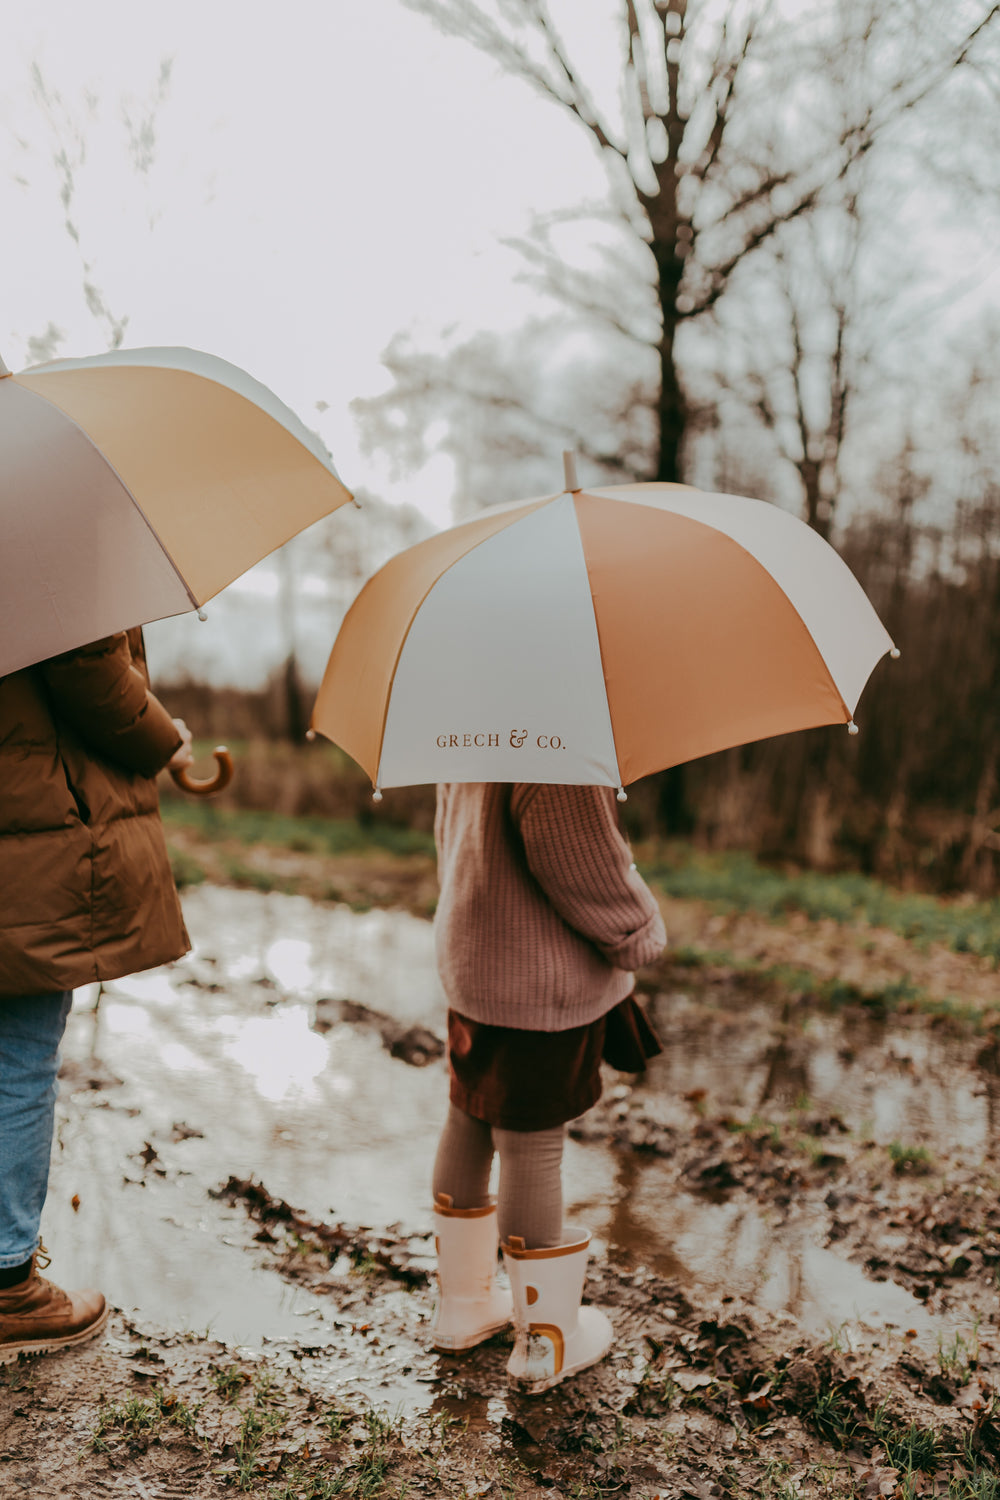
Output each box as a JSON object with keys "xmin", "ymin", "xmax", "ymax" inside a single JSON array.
[{"xmin": 168, "ymin": 719, "xmax": 234, "ymax": 797}]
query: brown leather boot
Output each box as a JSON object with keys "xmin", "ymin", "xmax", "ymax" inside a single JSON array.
[{"xmin": 0, "ymin": 1248, "xmax": 108, "ymax": 1364}]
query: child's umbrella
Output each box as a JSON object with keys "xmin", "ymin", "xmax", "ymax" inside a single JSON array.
[{"xmin": 310, "ymin": 456, "xmax": 898, "ymax": 798}]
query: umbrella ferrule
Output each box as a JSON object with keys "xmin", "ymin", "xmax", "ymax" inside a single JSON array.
[
  {"xmin": 562, "ymin": 451, "xmax": 581, "ymax": 493},
  {"xmin": 616, "ymin": 786, "xmax": 627, "ymax": 802}
]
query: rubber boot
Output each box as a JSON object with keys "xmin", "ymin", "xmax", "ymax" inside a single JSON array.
[
  {"xmin": 430, "ymin": 1193, "xmax": 512, "ymax": 1351},
  {"xmin": 0, "ymin": 1248, "xmax": 108, "ymax": 1364},
  {"xmin": 502, "ymin": 1224, "xmax": 613, "ymax": 1394}
]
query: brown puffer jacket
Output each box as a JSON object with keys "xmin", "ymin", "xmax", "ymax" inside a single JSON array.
[{"xmin": 0, "ymin": 630, "xmax": 191, "ymax": 996}]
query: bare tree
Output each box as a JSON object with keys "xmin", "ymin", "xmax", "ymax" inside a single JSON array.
[
  {"xmin": 392, "ymin": 0, "xmax": 999, "ymax": 486},
  {"xmin": 706, "ymin": 197, "xmax": 867, "ymax": 538},
  {"xmin": 355, "ymin": 312, "xmax": 658, "ymax": 513},
  {"xmin": 18, "ymin": 59, "xmax": 175, "ymax": 354}
]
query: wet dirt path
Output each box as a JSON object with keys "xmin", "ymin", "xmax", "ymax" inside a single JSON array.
[
  {"xmin": 6, "ymin": 882, "xmax": 1000, "ymax": 1498},
  {"xmin": 42, "ymin": 885, "xmax": 998, "ymax": 1362}
]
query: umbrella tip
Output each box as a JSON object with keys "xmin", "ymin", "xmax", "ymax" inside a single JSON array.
[
  {"xmin": 305, "ymin": 728, "xmax": 316, "ymax": 741},
  {"xmin": 890, "ymin": 646, "xmax": 901, "ymax": 659},
  {"xmin": 0, "ymin": 352, "xmax": 11, "ymax": 378},
  {"xmin": 847, "ymin": 720, "xmax": 859, "ymax": 736},
  {"xmin": 563, "ymin": 451, "xmax": 581, "ymax": 493},
  {"xmin": 616, "ymin": 786, "xmax": 628, "ymax": 802},
  {"xmin": 372, "ymin": 787, "xmax": 383, "ymax": 803}
]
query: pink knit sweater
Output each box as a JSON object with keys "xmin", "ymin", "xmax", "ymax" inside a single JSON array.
[{"xmin": 433, "ymin": 783, "xmax": 667, "ymax": 1032}]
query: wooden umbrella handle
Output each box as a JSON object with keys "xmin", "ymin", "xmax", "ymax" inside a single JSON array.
[{"xmin": 169, "ymin": 746, "xmax": 234, "ymax": 797}]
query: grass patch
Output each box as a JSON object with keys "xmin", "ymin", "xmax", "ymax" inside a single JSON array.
[
  {"xmin": 218, "ymin": 856, "xmax": 299, "ymax": 895},
  {"xmin": 949, "ymin": 1471, "xmax": 1000, "ymax": 1499},
  {"xmin": 938, "ymin": 1321, "xmax": 980, "ymax": 1383},
  {"xmin": 662, "ymin": 942, "xmax": 987, "ymax": 1025},
  {"xmin": 887, "ymin": 1140, "xmax": 934, "ymax": 1176},
  {"xmin": 168, "ymin": 846, "xmax": 209, "ymax": 890},
  {"xmin": 806, "ymin": 1383, "xmax": 860, "ymax": 1447},
  {"xmin": 869, "ymin": 1403, "xmax": 941, "ymax": 1474},
  {"xmin": 210, "ymin": 1362, "xmax": 252, "ymax": 1402},
  {"xmin": 161, "ymin": 801, "xmax": 435, "ymax": 861},
  {"xmin": 90, "ymin": 1386, "xmax": 201, "ymax": 1452},
  {"xmin": 639, "ymin": 843, "xmax": 1000, "ymax": 963}
]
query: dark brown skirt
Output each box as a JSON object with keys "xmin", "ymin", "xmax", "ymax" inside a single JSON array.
[{"xmin": 448, "ymin": 995, "xmax": 662, "ymax": 1132}]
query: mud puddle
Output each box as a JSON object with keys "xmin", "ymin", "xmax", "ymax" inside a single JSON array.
[{"xmin": 44, "ymin": 886, "xmax": 998, "ymax": 1388}]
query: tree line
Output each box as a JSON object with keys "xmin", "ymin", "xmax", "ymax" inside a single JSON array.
[{"xmin": 343, "ymin": 0, "xmax": 1000, "ymax": 892}]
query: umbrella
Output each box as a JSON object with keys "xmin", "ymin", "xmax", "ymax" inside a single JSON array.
[
  {"xmin": 0, "ymin": 344, "xmax": 354, "ymax": 679},
  {"xmin": 310, "ymin": 458, "xmax": 897, "ymax": 798}
]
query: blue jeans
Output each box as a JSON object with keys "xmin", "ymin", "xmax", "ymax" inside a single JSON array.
[{"xmin": 0, "ymin": 991, "xmax": 73, "ymax": 1266}]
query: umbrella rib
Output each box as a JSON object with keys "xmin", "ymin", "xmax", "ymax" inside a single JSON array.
[
  {"xmin": 13, "ymin": 380, "xmax": 201, "ymax": 611},
  {"xmin": 573, "ymin": 492, "xmax": 626, "ymax": 790}
]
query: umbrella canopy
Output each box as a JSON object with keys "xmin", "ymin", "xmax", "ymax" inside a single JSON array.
[
  {"xmin": 0, "ymin": 345, "xmax": 353, "ymax": 677},
  {"xmin": 310, "ymin": 475, "xmax": 897, "ymax": 795}
]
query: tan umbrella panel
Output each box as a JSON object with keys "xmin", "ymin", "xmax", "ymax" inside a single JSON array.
[{"xmin": 1, "ymin": 346, "xmax": 353, "ymax": 676}]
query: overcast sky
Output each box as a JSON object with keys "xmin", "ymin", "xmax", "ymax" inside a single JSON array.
[
  {"xmin": 0, "ymin": 0, "xmax": 619, "ymax": 528},
  {"xmin": 4, "ymin": 2, "xmax": 996, "ymax": 685}
]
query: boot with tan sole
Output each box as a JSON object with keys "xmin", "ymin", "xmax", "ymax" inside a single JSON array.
[
  {"xmin": 0, "ymin": 1249, "xmax": 108, "ymax": 1364},
  {"xmin": 431, "ymin": 1193, "xmax": 512, "ymax": 1351},
  {"xmin": 503, "ymin": 1225, "xmax": 613, "ymax": 1394}
]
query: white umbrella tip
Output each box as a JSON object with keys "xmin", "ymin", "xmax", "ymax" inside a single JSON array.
[
  {"xmin": 0, "ymin": 353, "xmax": 11, "ymax": 377},
  {"xmin": 562, "ymin": 451, "xmax": 581, "ymax": 492},
  {"xmin": 890, "ymin": 646, "xmax": 901, "ymax": 659},
  {"xmin": 847, "ymin": 720, "xmax": 860, "ymax": 735}
]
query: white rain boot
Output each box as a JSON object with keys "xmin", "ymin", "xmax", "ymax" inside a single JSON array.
[
  {"xmin": 502, "ymin": 1224, "xmax": 613, "ymax": 1394},
  {"xmin": 430, "ymin": 1192, "xmax": 513, "ymax": 1351}
]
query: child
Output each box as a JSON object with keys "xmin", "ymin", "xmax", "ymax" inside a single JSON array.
[{"xmin": 430, "ymin": 781, "xmax": 666, "ymax": 1394}]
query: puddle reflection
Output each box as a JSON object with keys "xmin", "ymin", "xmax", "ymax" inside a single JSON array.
[{"xmin": 44, "ymin": 885, "xmax": 994, "ymax": 1373}]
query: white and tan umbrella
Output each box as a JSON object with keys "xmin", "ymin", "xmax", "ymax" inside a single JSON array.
[
  {"xmin": 0, "ymin": 345, "xmax": 354, "ymax": 679},
  {"xmin": 311, "ymin": 459, "xmax": 897, "ymax": 797}
]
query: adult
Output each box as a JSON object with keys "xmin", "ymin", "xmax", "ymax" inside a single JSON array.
[{"xmin": 0, "ymin": 629, "xmax": 192, "ymax": 1361}]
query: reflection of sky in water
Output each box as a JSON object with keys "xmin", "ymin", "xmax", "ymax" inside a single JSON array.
[
  {"xmin": 107, "ymin": 973, "xmax": 178, "ymax": 1005},
  {"xmin": 265, "ymin": 938, "xmax": 314, "ymax": 992},
  {"xmin": 159, "ymin": 1042, "xmax": 212, "ymax": 1074},
  {"xmin": 674, "ymin": 1203, "xmax": 936, "ymax": 1336},
  {"xmin": 222, "ymin": 1007, "xmax": 329, "ymax": 1102},
  {"xmin": 102, "ymin": 1002, "xmax": 152, "ymax": 1036},
  {"xmin": 48, "ymin": 885, "xmax": 994, "ymax": 1357},
  {"xmin": 645, "ymin": 993, "xmax": 991, "ymax": 1154},
  {"xmin": 228, "ymin": 953, "xmax": 262, "ymax": 981}
]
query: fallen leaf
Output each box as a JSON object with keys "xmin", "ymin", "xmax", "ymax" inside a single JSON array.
[{"xmin": 673, "ymin": 1370, "xmax": 718, "ymax": 1392}]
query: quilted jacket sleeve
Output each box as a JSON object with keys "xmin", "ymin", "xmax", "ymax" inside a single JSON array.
[{"xmin": 38, "ymin": 633, "xmax": 182, "ymax": 778}]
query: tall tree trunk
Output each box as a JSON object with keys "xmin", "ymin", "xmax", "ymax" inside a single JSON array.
[
  {"xmin": 654, "ymin": 241, "xmax": 686, "ymax": 485},
  {"xmin": 652, "ymin": 238, "xmax": 695, "ymax": 830}
]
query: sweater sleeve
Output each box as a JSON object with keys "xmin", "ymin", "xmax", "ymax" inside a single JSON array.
[
  {"xmin": 511, "ymin": 783, "xmax": 666, "ymax": 970},
  {"xmin": 38, "ymin": 634, "xmax": 183, "ymax": 778}
]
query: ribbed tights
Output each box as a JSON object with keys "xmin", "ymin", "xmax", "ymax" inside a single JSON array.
[{"xmin": 432, "ymin": 1103, "xmax": 564, "ymax": 1248}]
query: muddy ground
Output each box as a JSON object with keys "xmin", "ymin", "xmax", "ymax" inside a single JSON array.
[{"xmin": 3, "ymin": 854, "xmax": 1000, "ymax": 1499}]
